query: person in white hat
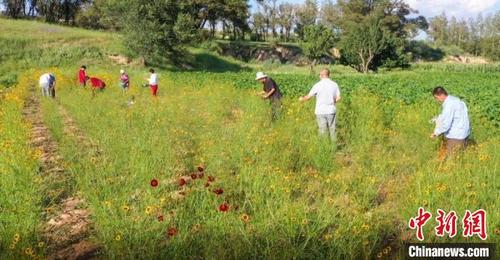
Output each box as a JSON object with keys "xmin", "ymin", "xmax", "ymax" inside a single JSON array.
[
  {"xmin": 256, "ymin": 72, "xmax": 282, "ymax": 121},
  {"xmin": 119, "ymin": 69, "xmax": 130, "ymax": 93},
  {"xmin": 299, "ymin": 68, "xmax": 341, "ymax": 141}
]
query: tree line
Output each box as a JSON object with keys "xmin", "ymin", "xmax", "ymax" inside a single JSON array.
[
  {"xmin": 428, "ymin": 12, "xmax": 500, "ymax": 61},
  {"xmin": 1, "ymin": 0, "xmax": 498, "ymax": 71},
  {"xmin": 1, "ymin": 0, "xmax": 85, "ymax": 23}
]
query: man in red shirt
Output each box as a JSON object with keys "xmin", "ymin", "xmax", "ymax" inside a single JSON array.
[
  {"xmin": 89, "ymin": 77, "xmax": 106, "ymax": 90},
  {"xmin": 78, "ymin": 65, "xmax": 89, "ymax": 87}
]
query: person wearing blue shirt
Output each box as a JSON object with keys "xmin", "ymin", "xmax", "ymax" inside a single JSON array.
[{"xmin": 430, "ymin": 86, "xmax": 470, "ymax": 155}]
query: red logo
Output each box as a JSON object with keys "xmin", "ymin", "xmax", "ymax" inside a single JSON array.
[
  {"xmin": 462, "ymin": 209, "xmax": 487, "ymax": 240},
  {"xmin": 409, "ymin": 207, "xmax": 433, "ymax": 241},
  {"xmin": 435, "ymin": 209, "xmax": 458, "ymax": 238},
  {"xmin": 409, "ymin": 208, "xmax": 488, "ymax": 241}
]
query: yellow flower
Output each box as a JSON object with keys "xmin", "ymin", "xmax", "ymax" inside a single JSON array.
[
  {"xmin": 191, "ymin": 223, "xmax": 201, "ymax": 232},
  {"xmin": 115, "ymin": 234, "xmax": 122, "ymax": 241},
  {"xmin": 13, "ymin": 233, "xmax": 20, "ymax": 242},
  {"xmin": 479, "ymin": 155, "xmax": 490, "ymax": 161},
  {"xmin": 241, "ymin": 214, "xmax": 250, "ymax": 223},
  {"xmin": 362, "ymin": 224, "xmax": 370, "ymax": 231},
  {"xmin": 24, "ymin": 247, "xmax": 34, "ymax": 256},
  {"xmin": 301, "ymin": 219, "xmax": 309, "ymax": 225},
  {"xmin": 122, "ymin": 205, "xmax": 130, "ymax": 211},
  {"xmin": 9, "ymin": 243, "xmax": 16, "ymax": 250},
  {"xmin": 145, "ymin": 206, "xmax": 153, "ymax": 215},
  {"xmin": 38, "ymin": 241, "xmax": 45, "ymax": 248}
]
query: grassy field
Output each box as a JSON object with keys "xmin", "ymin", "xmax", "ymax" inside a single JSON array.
[{"xmin": 0, "ymin": 19, "xmax": 498, "ymax": 259}]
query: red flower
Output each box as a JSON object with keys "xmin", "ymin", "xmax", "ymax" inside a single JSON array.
[
  {"xmin": 213, "ymin": 188, "xmax": 224, "ymax": 195},
  {"xmin": 178, "ymin": 178, "xmax": 186, "ymax": 186},
  {"xmin": 197, "ymin": 166, "xmax": 204, "ymax": 172},
  {"xmin": 190, "ymin": 173, "xmax": 198, "ymax": 180},
  {"xmin": 150, "ymin": 179, "xmax": 159, "ymax": 187},
  {"xmin": 204, "ymin": 182, "xmax": 210, "ymax": 187},
  {"xmin": 208, "ymin": 176, "xmax": 215, "ymax": 182},
  {"xmin": 157, "ymin": 215, "xmax": 164, "ymax": 222},
  {"xmin": 219, "ymin": 202, "xmax": 229, "ymax": 212},
  {"xmin": 167, "ymin": 227, "xmax": 178, "ymax": 238}
]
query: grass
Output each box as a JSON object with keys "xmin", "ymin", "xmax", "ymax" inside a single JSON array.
[
  {"xmin": 0, "ymin": 70, "xmax": 45, "ymax": 258},
  {"xmin": 0, "ymin": 18, "xmax": 121, "ymax": 88},
  {"xmin": 0, "ymin": 18, "xmax": 498, "ymax": 259},
  {"xmin": 1, "ymin": 67, "xmax": 491, "ymax": 259}
]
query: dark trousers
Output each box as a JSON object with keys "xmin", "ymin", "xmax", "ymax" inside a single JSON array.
[
  {"xmin": 270, "ymin": 99, "xmax": 282, "ymax": 121},
  {"xmin": 445, "ymin": 137, "xmax": 468, "ymax": 157}
]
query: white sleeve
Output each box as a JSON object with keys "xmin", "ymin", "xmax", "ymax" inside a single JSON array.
[{"xmin": 308, "ymin": 84, "xmax": 319, "ymax": 97}]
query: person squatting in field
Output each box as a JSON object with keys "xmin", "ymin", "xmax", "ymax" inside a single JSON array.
[
  {"xmin": 89, "ymin": 77, "xmax": 106, "ymax": 95},
  {"xmin": 146, "ymin": 68, "xmax": 158, "ymax": 96},
  {"xmin": 78, "ymin": 65, "xmax": 89, "ymax": 87},
  {"xmin": 39, "ymin": 73, "xmax": 56, "ymax": 98},
  {"xmin": 255, "ymin": 71, "xmax": 283, "ymax": 121},
  {"xmin": 119, "ymin": 69, "xmax": 130, "ymax": 93},
  {"xmin": 299, "ymin": 68, "xmax": 341, "ymax": 141},
  {"xmin": 431, "ymin": 86, "xmax": 471, "ymax": 157}
]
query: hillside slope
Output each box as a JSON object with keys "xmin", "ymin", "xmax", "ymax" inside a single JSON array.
[{"xmin": 0, "ymin": 18, "xmax": 122, "ymax": 87}]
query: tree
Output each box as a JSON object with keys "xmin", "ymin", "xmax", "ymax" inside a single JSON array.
[
  {"xmin": 277, "ymin": 3, "xmax": 295, "ymax": 41},
  {"xmin": 480, "ymin": 11, "xmax": 500, "ymax": 61},
  {"xmin": 301, "ymin": 24, "xmax": 336, "ymax": 67},
  {"xmin": 337, "ymin": 0, "xmax": 419, "ymax": 72},
  {"xmin": 319, "ymin": 0, "xmax": 339, "ymax": 29},
  {"xmin": 296, "ymin": 0, "xmax": 318, "ymax": 39},
  {"xmin": 339, "ymin": 17, "xmax": 387, "ymax": 73},
  {"xmin": 429, "ymin": 12, "xmax": 449, "ymax": 44},
  {"xmin": 123, "ymin": 0, "xmax": 199, "ymax": 65},
  {"xmin": 251, "ymin": 12, "xmax": 267, "ymax": 41},
  {"xmin": 222, "ymin": 0, "xmax": 250, "ymax": 40},
  {"xmin": 2, "ymin": 0, "xmax": 26, "ymax": 18}
]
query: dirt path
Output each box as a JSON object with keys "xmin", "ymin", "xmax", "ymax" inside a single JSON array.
[
  {"xmin": 58, "ymin": 105, "xmax": 102, "ymax": 154},
  {"xmin": 23, "ymin": 89, "xmax": 100, "ymax": 259}
]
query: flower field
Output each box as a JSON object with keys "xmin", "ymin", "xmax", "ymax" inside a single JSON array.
[{"xmin": 1, "ymin": 66, "xmax": 498, "ymax": 259}]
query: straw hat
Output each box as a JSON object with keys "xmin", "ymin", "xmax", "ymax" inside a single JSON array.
[{"xmin": 255, "ymin": 72, "xmax": 267, "ymax": 80}]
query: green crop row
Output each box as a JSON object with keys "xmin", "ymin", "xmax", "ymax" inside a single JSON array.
[{"xmin": 165, "ymin": 71, "xmax": 500, "ymax": 127}]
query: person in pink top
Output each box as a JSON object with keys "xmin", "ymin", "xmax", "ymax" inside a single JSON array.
[{"xmin": 119, "ymin": 69, "xmax": 130, "ymax": 93}]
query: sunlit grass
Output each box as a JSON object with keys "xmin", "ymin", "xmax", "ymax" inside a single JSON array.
[{"xmin": 29, "ymin": 68, "xmax": 498, "ymax": 258}]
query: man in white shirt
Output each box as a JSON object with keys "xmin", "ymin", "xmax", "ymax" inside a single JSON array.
[
  {"xmin": 146, "ymin": 68, "xmax": 158, "ymax": 96},
  {"xmin": 39, "ymin": 73, "xmax": 56, "ymax": 98},
  {"xmin": 299, "ymin": 68, "xmax": 341, "ymax": 141}
]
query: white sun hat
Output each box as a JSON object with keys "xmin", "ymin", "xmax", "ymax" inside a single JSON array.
[
  {"xmin": 120, "ymin": 69, "xmax": 125, "ymax": 74},
  {"xmin": 255, "ymin": 72, "xmax": 267, "ymax": 80}
]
